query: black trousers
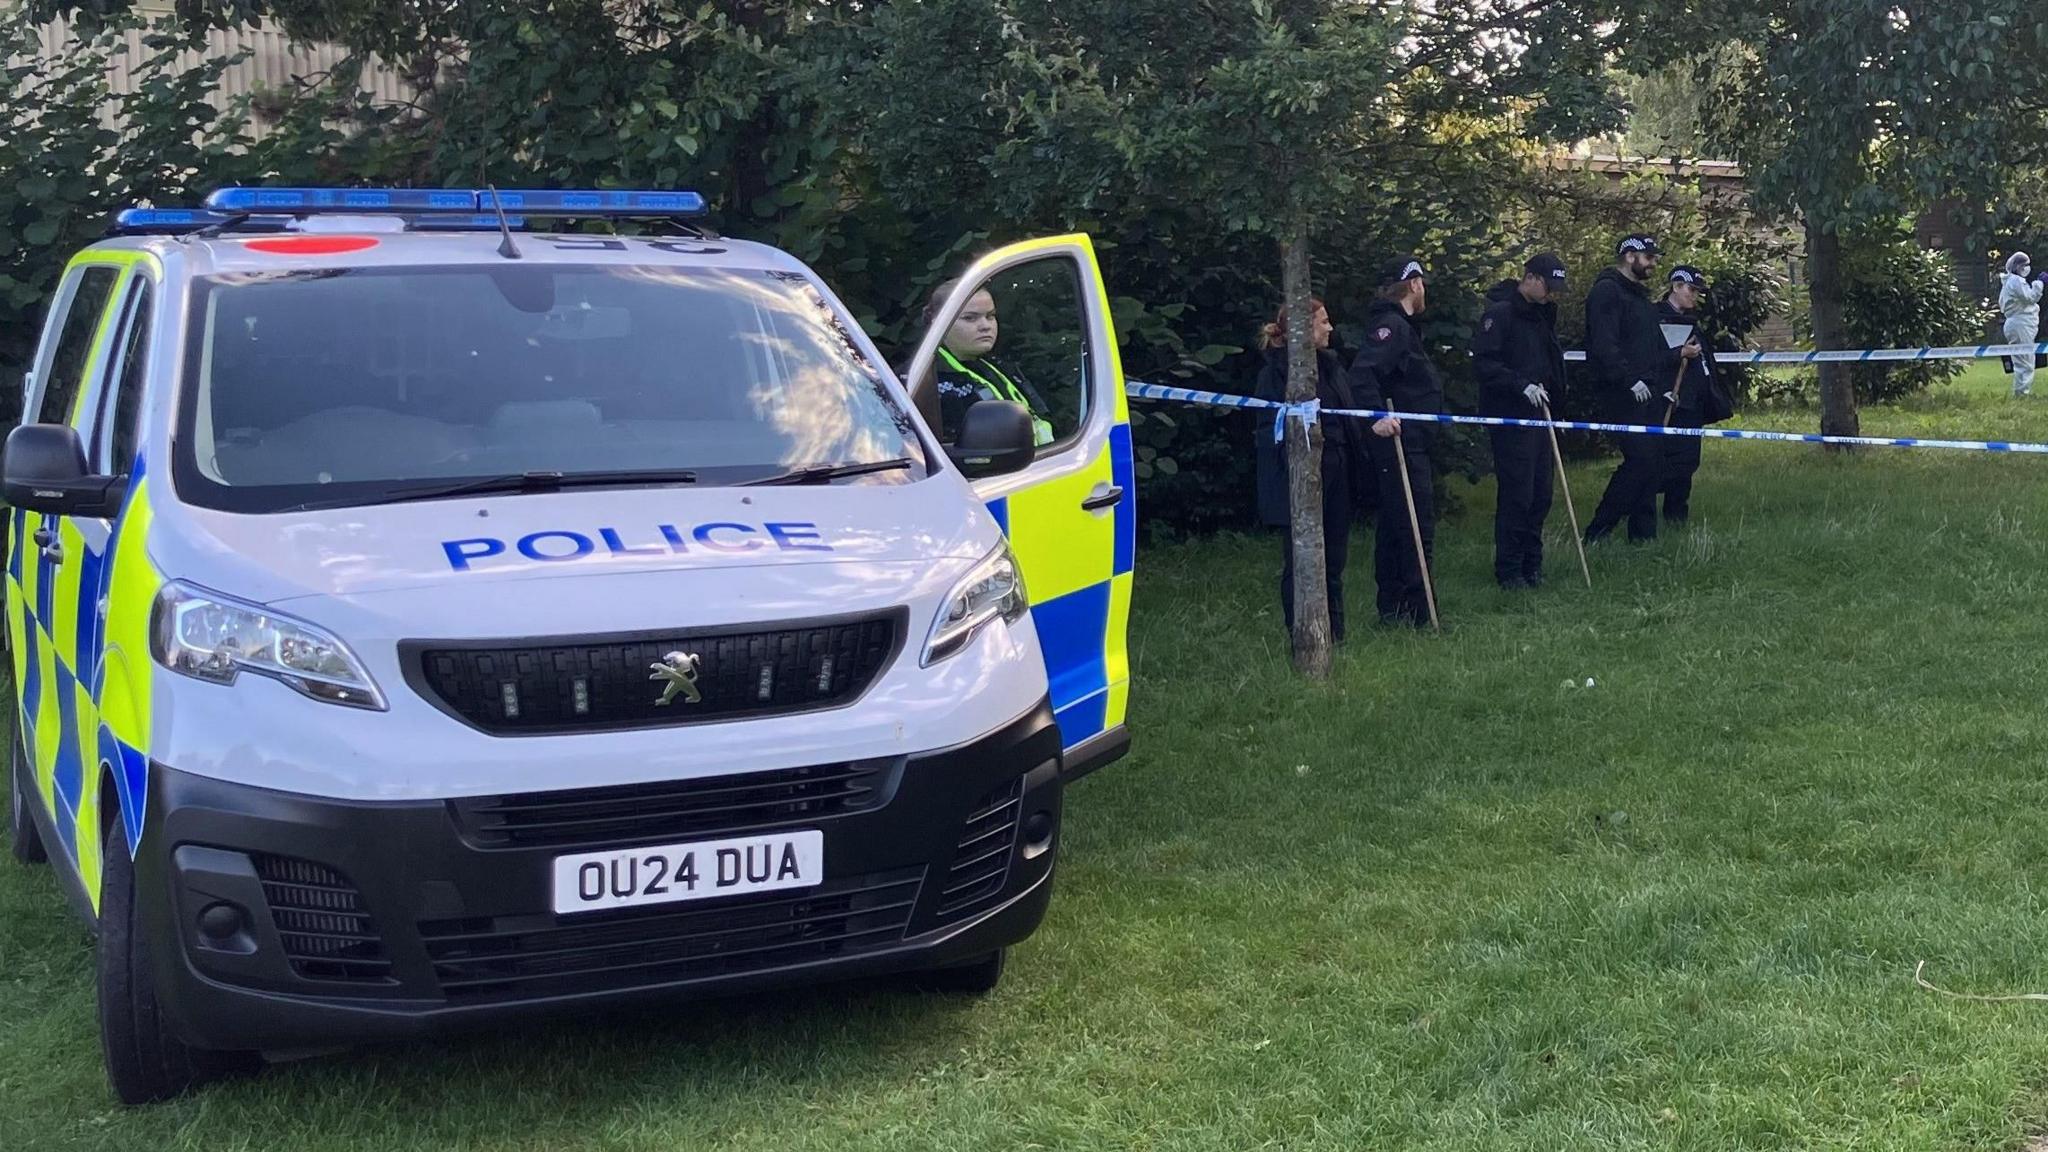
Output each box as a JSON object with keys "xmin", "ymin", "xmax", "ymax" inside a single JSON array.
[
  {"xmin": 1280, "ymin": 445, "xmax": 1355, "ymax": 642},
  {"xmin": 1587, "ymin": 395, "xmax": 1663, "ymax": 543},
  {"xmin": 1661, "ymin": 408, "xmax": 1704, "ymax": 522},
  {"xmin": 1368, "ymin": 431, "xmax": 1435, "ymax": 624},
  {"xmin": 1490, "ymin": 424, "xmax": 1555, "ymax": 585}
]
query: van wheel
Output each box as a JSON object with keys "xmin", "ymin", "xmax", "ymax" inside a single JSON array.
[
  {"xmin": 915, "ymin": 948, "xmax": 1006, "ymax": 996},
  {"xmin": 97, "ymin": 812, "xmax": 258, "ymax": 1104},
  {"xmin": 9, "ymin": 731, "xmax": 46, "ymax": 865}
]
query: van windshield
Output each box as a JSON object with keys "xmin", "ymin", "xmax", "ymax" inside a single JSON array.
[{"xmin": 174, "ymin": 264, "xmax": 925, "ymax": 512}]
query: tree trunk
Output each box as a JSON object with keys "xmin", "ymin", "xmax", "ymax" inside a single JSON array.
[
  {"xmin": 1806, "ymin": 216, "xmax": 1859, "ymax": 440},
  {"xmin": 1281, "ymin": 217, "xmax": 1331, "ymax": 679}
]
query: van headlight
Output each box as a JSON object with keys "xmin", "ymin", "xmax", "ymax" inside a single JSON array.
[
  {"xmin": 922, "ymin": 543, "xmax": 1029, "ymax": 666},
  {"xmin": 151, "ymin": 582, "xmax": 387, "ymax": 710}
]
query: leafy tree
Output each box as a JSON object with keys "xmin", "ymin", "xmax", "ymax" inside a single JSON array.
[
  {"xmin": 879, "ymin": 0, "xmax": 1632, "ymax": 674},
  {"xmin": 1619, "ymin": 63, "xmax": 1706, "ymax": 158},
  {"xmin": 1676, "ymin": 1, "xmax": 2048, "ymax": 437},
  {"xmin": 0, "ymin": 9, "xmax": 253, "ymax": 404},
  {"xmin": 1788, "ymin": 226, "xmax": 1992, "ymax": 404}
]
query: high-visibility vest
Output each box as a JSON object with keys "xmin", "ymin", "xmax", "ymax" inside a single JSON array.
[{"xmin": 939, "ymin": 348, "xmax": 1056, "ymax": 446}]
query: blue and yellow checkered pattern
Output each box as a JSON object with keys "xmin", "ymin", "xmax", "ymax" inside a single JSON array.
[
  {"xmin": 976, "ymin": 237, "xmax": 1134, "ymax": 753},
  {"xmin": 9, "ymin": 251, "xmax": 162, "ymax": 907}
]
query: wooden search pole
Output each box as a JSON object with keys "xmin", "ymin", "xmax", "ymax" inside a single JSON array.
[
  {"xmin": 1390, "ymin": 432, "xmax": 1440, "ymax": 631},
  {"xmin": 1539, "ymin": 400, "xmax": 1592, "ymax": 589},
  {"xmin": 1663, "ymin": 356, "xmax": 1690, "ymax": 425}
]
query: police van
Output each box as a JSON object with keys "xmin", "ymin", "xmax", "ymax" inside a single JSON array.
[{"xmin": 3, "ymin": 187, "xmax": 1134, "ymax": 1103}]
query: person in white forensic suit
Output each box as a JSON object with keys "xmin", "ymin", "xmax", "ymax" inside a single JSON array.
[{"xmin": 2000, "ymin": 251, "xmax": 2045, "ymax": 397}]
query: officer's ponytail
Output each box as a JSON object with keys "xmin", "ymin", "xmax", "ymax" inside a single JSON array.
[{"xmin": 1262, "ymin": 298, "xmax": 1326, "ymax": 350}]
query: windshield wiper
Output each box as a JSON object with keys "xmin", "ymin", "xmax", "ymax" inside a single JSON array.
[
  {"xmin": 741, "ymin": 457, "xmax": 915, "ymax": 487},
  {"xmin": 280, "ymin": 468, "xmax": 699, "ymax": 512}
]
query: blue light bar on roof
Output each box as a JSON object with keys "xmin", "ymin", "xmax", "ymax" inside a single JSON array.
[
  {"xmin": 205, "ymin": 187, "xmax": 480, "ymax": 212},
  {"xmin": 481, "ymin": 189, "xmax": 708, "ymax": 216},
  {"xmin": 201, "ymin": 186, "xmax": 709, "ymax": 218},
  {"xmin": 111, "ymin": 207, "xmax": 291, "ymax": 235},
  {"xmin": 118, "ymin": 208, "xmax": 219, "ymax": 227}
]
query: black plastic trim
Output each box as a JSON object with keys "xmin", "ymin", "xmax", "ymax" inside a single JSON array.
[
  {"xmin": 397, "ymin": 606, "xmax": 909, "ymax": 737},
  {"xmin": 1061, "ymin": 725, "xmax": 1130, "ymax": 782},
  {"xmin": 132, "ymin": 700, "xmax": 1063, "ymax": 1051}
]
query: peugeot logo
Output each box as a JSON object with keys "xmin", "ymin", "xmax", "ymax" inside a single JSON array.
[{"xmin": 649, "ymin": 651, "xmax": 702, "ymax": 706}]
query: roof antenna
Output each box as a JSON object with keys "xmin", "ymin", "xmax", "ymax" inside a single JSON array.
[
  {"xmin": 485, "ymin": 185, "xmax": 522, "ymax": 260},
  {"xmin": 189, "ymin": 211, "xmax": 252, "ymax": 242}
]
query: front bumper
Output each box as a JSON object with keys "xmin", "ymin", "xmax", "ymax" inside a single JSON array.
[{"xmin": 138, "ymin": 702, "xmax": 1063, "ymax": 1052}]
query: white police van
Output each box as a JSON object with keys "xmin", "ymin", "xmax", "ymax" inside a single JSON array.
[{"xmin": 3, "ymin": 187, "xmax": 1135, "ymax": 1103}]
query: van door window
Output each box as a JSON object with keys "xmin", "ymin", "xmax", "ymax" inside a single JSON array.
[
  {"xmin": 922, "ymin": 259, "xmax": 1091, "ymax": 452},
  {"xmin": 92, "ymin": 279, "xmax": 152, "ymax": 475},
  {"xmin": 36, "ymin": 265, "xmax": 121, "ymax": 425}
]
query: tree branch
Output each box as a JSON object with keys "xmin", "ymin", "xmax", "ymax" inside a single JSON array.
[{"xmin": 1395, "ymin": 0, "xmax": 1568, "ymax": 75}]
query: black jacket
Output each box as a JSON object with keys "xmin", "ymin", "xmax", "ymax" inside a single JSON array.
[
  {"xmin": 1583, "ymin": 266, "xmax": 1668, "ymax": 403},
  {"xmin": 1471, "ymin": 279, "xmax": 1567, "ymax": 418},
  {"xmin": 1253, "ymin": 345, "xmax": 1368, "ymax": 524},
  {"xmin": 1656, "ymin": 300, "xmax": 1735, "ymax": 424},
  {"xmin": 1348, "ymin": 300, "xmax": 1443, "ymax": 438}
]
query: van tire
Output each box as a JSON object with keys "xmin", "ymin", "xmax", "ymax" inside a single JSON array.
[
  {"xmin": 97, "ymin": 812, "xmax": 258, "ymax": 1104},
  {"xmin": 9, "ymin": 731, "xmax": 47, "ymax": 865},
  {"xmin": 914, "ymin": 948, "xmax": 1005, "ymax": 996}
]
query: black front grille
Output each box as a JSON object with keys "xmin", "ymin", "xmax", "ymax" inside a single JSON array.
[
  {"xmin": 935, "ymin": 778, "xmax": 1022, "ymax": 920},
  {"xmin": 450, "ymin": 760, "xmax": 896, "ymax": 851},
  {"xmin": 251, "ymin": 854, "xmax": 394, "ymax": 984},
  {"xmin": 407, "ymin": 611, "xmax": 904, "ymax": 735},
  {"xmin": 417, "ymin": 868, "xmax": 923, "ymax": 1001}
]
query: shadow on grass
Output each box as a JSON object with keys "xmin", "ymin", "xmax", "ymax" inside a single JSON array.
[{"xmin": 182, "ymin": 974, "xmax": 993, "ymax": 1141}]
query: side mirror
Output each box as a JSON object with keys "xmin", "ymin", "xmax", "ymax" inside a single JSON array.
[
  {"xmin": 946, "ymin": 400, "xmax": 1036, "ymax": 479},
  {"xmin": 3, "ymin": 424, "xmax": 123, "ymax": 517}
]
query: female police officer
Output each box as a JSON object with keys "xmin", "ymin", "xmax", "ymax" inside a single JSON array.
[
  {"xmin": 926, "ymin": 279, "xmax": 1057, "ymax": 447},
  {"xmin": 1256, "ymin": 297, "xmax": 1370, "ymax": 641},
  {"xmin": 1656, "ymin": 265, "xmax": 1732, "ymax": 524}
]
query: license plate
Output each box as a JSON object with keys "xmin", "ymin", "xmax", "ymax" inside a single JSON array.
[{"xmin": 551, "ymin": 829, "xmax": 823, "ymax": 914}]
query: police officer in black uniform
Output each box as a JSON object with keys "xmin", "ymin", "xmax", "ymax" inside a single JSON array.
[
  {"xmin": 1255, "ymin": 298, "xmax": 1371, "ymax": 642},
  {"xmin": 1583, "ymin": 234, "xmax": 1670, "ymax": 544},
  {"xmin": 1473, "ymin": 253, "xmax": 1569, "ymax": 588},
  {"xmin": 1349, "ymin": 256, "xmax": 1443, "ymax": 626},
  {"xmin": 1656, "ymin": 265, "xmax": 1733, "ymax": 524}
]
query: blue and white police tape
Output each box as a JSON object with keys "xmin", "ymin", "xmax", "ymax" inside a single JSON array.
[
  {"xmin": 1126, "ymin": 381, "xmax": 2048, "ymax": 455},
  {"xmin": 1560, "ymin": 341, "xmax": 2048, "ymax": 364},
  {"xmin": 1112, "ymin": 383, "xmax": 1321, "ymax": 441}
]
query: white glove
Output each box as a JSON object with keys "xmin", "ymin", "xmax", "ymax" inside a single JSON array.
[
  {"xmin": 1523, "ymin": 383, "xmax": 1549, "ymax": 408},
  {"xmin": 1663, "ymin": 391, "xmax": 1678, "ymax": 404},
  {"xmin": 1631, "ymin": 381, "xmax": 1652, "ymax": 403}
]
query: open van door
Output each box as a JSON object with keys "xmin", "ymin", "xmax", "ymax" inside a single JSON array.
[{"xmin": 904, "ymin": 236, "xmax": 1133, "ymax": 779}]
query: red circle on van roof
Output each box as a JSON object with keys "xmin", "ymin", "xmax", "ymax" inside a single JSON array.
[{"xmin": 241, "ymin": 236, "xmax": 380, "ymax": 255}]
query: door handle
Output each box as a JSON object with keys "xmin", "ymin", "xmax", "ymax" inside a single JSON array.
[
  {"xmin": 39, "ymin": 543, "xmax": 63, "ymax": 564},
  {"xmin": 31, "ymin": 525, "xmax": 55, "ymax": 549},
  {"xmin": 1081, "ymin": 484, "xmax": 1125, "ymax": 513}
]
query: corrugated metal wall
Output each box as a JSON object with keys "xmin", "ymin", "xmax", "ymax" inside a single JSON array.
[{"xmin": 30, "ymin": 9, "xmax": 413, "ymax": 138}]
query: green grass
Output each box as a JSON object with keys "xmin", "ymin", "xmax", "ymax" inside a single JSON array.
[{"xmin": 14, "ymin": 374, "xmax": 2048, "ymax": 1149}]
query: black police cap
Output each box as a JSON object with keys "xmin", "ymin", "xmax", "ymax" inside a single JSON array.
[
  {"xmin": 1380, "ymin": 255, "xmax": 1426, "ymax": 287},
  {"xmin": 1524, "ymin": 252, "xmax": 1568, "ymax": 283},
  {"xmin": 1617, "ymin": 234, "xmax": 1661, "ymax": 257}
]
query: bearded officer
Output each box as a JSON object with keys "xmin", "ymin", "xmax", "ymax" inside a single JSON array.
[{"xmin": 1582, "ymin": 233, "xmax": 1669, "ymax": 545}]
